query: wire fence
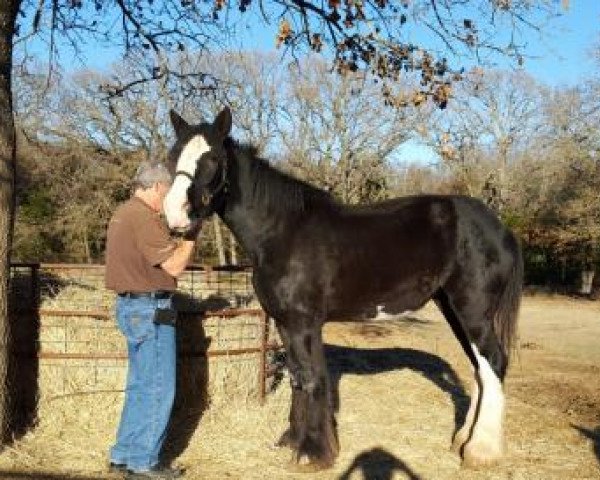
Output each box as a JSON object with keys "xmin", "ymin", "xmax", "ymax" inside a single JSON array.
[{"xmin": 9, "ymin": 263, "xmax": 281, "ymax": 402}]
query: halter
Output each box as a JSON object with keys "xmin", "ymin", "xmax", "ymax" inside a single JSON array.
[
  {"xmin": 174, "ymin": 170, "xmax": 194, "ymax": 182},
  {"xmin": 174, "ymin": 153, "xmax": 229, "ymax": 215}
]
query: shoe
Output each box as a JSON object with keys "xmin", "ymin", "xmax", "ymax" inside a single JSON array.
[
  {"xmin": 126, "ymin": 465, "xmax": 184, "ymax": 479},
  {"xmin": 109, "ymin": 461, "xmax": 128, "ymax": 473}
]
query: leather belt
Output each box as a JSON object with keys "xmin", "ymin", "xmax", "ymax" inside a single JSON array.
[{"xmin": 118, "ymin": 291, "xmax": 173, "ymax": 299}]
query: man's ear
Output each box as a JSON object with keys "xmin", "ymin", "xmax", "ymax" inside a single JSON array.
[
  {"xmin": 170, "ymin": 110, "xmax": 189, "ymax": 137},
  {"xmin": 213, "ymin": 106, "xmax": 232, "ymax": 139}
]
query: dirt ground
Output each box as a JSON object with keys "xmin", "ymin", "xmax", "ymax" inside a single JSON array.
[{"xmin": 0, "ymin": 295, "xmax": 598, "ymax": 479}]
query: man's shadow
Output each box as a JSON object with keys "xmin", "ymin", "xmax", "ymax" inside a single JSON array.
[
  {"xmin": 325, "ymin": 324, "xmax": 469, "ymax": 434},
  {"xmin": 161, "ymin": 294, "xmax": 230, "ymax": 466},
  {"xmin": 338, "ymin": 447, "xmax": 423, "ymax": 480},
  {"xmin": 573, "ymin": 424, "xmax": 600, "ymax": 466},
  {"xmin": 6, "ymin": 266, "xmax": 73, "ymax": 442}
]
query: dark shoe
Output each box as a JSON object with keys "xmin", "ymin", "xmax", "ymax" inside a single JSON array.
[
  {"xmin": 109, "ymin": 462, "xmax": 128, "ymax": 474},
  {"xmin": 126, "ymin": 465, "xmax": 184, "ymax": 479}
]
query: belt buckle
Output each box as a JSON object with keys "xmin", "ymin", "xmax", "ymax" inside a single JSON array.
[{"xmin": 152, "ymin": 291, "xmax": 171, "ymax": 300}]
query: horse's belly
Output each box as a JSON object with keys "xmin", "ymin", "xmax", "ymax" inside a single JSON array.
[{"xmin": 327, "ymin": 289, "xmax": 431, "ymax": 322}]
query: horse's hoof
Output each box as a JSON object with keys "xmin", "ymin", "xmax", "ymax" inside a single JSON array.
[
  {"xmin": 288, "ymin": 454, "xmax": 333, "ymax": 473},
  {"xmin": 289, "ymin": 438, "xmax": 336, "ymax": 472},
  {"xmin": 461, "ymin": 441, "xmax": 502, "ymax": 469}
]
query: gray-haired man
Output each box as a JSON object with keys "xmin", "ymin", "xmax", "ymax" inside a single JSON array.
[{"xmin": 105, "ymin": 161, "xmax": 201, "ymax": 479}]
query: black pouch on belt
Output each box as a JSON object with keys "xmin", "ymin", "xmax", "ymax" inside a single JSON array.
[{"xmin": 153, "ymin": 308, "xmax": 177, "ymax": 326}]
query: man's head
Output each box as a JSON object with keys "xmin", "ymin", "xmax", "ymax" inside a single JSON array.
[{"xmin": 133, "ymin": 161, "xmax": 173, "ymax": 213}]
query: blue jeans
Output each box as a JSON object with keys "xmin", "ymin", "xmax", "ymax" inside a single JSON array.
[{"xmin": 110, "ymin": 295, "xmax": 176, "ymax": 471}]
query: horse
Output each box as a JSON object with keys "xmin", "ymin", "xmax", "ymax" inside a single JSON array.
[{"xmin": 163, "ymin": 106, "xmax": 523, "ymax": 470}]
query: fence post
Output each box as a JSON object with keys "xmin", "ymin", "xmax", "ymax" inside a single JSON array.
[
  {"xmin": 258, "ymin": 311, "xmax": 268, "ymax": 404},
  {"xmin": 31, "ymin": 263, "xmax": 39, "ymax": 309}
]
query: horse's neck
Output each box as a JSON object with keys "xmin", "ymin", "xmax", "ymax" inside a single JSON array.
[
  {"xmin": 220, "ymin": 208, "xmax": 283, "ymax": 266},
  {"xmin": 219, "ymin": 152, "xmax": 298, "ymax": 264}
]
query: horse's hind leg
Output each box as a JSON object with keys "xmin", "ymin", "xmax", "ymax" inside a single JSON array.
[
  {"xmin": 435, "ymin": 289, "xmax": 508, "ymax": 468},
  {"xmin": 275, "ymin": 318, "xmax": 338, "ymax": 470},
  {"xmin": 435, "ymin": 290, "xmax": 480, "ymax": 453}
]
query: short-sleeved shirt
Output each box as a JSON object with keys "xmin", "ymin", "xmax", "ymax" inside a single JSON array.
[{"xmin": 105, "ymin": 197, "xmax": 177, "ymax": 293}]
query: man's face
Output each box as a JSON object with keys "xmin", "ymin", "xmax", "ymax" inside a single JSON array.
[{"xmin": 154, "ymin": 182, "xmax": 172, "ymax": 213}]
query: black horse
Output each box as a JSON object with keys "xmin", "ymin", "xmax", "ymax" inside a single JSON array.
[{"xmin": 163, "ymin": 107, "xmax": 523, "ymax": 470}]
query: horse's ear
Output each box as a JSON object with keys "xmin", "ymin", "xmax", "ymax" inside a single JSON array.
[
  {"xmin": 169, "ymin": 109, "xmax": 189, "ymax": 137},
  {"xmin": 214, "ymin": 106, "xmax": 232, "ymax": 139}
]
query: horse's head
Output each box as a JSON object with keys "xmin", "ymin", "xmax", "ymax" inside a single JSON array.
[{"xmin": 164, "ymin": 107, "xmax": 232, "ymax": 231}]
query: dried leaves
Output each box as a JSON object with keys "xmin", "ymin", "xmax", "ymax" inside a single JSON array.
[{"xmin": 273, "ymin": 0, "xmax": 461, "ymax": 109}]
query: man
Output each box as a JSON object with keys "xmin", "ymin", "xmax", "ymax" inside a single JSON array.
[{"xmin": 105, "ymin": 161, "xmax": 200, "ymax": 479}]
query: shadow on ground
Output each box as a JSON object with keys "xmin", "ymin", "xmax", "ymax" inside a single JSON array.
[
  {"xmin": 324, "ymin": 342, "xmax": 468, "ymax": 432},
  {"xmin": 338, "ymin": 447, "xmax": 423, "ymax": 480},
  {"xmin": 161, "ymin": 294, "xmax": 232, "ymax": 466}
]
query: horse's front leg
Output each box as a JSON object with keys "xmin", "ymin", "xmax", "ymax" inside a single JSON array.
[{"xmin": 275, "ymin": 320, "xmax": 339, "ymax": 470}]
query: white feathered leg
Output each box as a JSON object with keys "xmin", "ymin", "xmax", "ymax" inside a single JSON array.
[{"xmin": 462, "ymin": 344, "xmax": 505, "ymax": 467}]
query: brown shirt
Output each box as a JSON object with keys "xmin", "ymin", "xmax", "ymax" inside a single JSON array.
[{"xmin": 105, "ymin": 197, "xmax": 177, "ymax": 293}]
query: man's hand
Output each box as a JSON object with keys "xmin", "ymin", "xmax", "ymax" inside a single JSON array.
[{"xmin": 161, "ymin": 238, "xmax": 196, "ymax": 277}]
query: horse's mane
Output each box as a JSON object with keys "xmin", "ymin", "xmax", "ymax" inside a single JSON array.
[{"xmin": 225, "ymin": 138, "xmax": 334, "ymax": 214}]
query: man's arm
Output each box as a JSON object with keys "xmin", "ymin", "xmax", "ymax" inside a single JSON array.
[{"xmin": 161, "ymin": 240, "xmax": 195, "ymax": 278}]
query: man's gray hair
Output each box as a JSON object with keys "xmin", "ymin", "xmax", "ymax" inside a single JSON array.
[{"xmin": 132, "ymin": 161, "xmax": 173, "ymax": 189}]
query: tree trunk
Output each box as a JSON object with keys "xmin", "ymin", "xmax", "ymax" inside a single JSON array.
[
  {"xmin": 212, "ymin": 216, "xmax": 226, "ymax": 265},
  {"xmin": 0, "ymin": 0, "xmax": 20, "ymax": 442},
  {"xmin": 580, "ymin": 269, "xmax": 595, "ymax": 295},
  {"xmin": 83, "ymin": 225, "xmax": 91, "ymax": 263}
]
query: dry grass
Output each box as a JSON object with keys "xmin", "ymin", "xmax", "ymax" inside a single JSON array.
[{"xmin": 2, "ymin": 292, "xmax": 600, "ymax": 480}]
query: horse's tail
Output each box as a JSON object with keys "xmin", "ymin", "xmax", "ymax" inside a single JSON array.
[{"xmin": 494, "ymin": 235, "xmax": 524, "ymax": 364}]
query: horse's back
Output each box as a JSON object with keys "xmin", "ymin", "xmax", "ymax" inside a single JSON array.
[{"xmin": 253, "ymin": 193, "xmax": 519, "ymax": 322}]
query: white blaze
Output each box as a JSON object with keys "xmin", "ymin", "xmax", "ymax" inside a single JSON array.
[{"xmin": 164, "ymin": 135, "xmax": 211, "ymax": 229}]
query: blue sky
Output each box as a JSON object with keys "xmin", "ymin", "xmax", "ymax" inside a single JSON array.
[
  {"xmin": 27, "ymin": 0, "xmax": 598, "ymax": 88},
  {"xmin": 515, "ymin": 0, "xmax": 599, "ymax": 86}
]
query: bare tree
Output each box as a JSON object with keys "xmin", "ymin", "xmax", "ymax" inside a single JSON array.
[
  {"xmin": 522, "ymin": 83, "xmax": 600, "ymax": 289},
  {"xmin": 426, "ymin": 69, "xmax": 545, "ymax": 208},
  {"xmin": 276, "ymin": 57, "xmax": 428, "ymax": 203}
]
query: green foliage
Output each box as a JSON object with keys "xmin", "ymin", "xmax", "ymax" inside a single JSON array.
[
  {"xmin": 19, "ymin": 189, "xmax": 54, "ymax": 223},
  {"xmin": 13, "ymin": 227, "xmax": 64, "ymax": 262},
  {"xmin": 12, "ymin": 142, "xmax": 141, "ymax": 263},
  {"xmin": 500, "ymin": 209, "xmax": 526, "ymax": 232}
]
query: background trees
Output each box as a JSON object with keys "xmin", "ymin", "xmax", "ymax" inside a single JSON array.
[{"xmin": 512, "ymin": 83, "xmax": 600, "ymax": 289}]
